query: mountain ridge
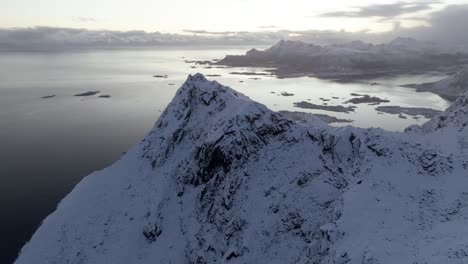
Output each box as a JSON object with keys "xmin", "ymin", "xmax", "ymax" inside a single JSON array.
[
  {"xmin": 403, "ymin": 67, "xmax": 468, "ymax": 102},
  {"xmin": 215, "ymin": 39, "xmax": 468, "ymax": 78},
  {"xmin": 15, "ymin": 74, "xmax": 468, "ymax": 264}
]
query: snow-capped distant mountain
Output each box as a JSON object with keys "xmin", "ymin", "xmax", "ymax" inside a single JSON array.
[
  {"xmin": 404, "ymin": 67, "xmax": 468, "ymax": 101},
  {"xmin": 216, "ymin": 39, "xmax": 468, "ymax": 78},
  {"xmin": 333, "ymin": 37, "xmax": 440, "ymax": 54},
  {"xmin": 387, "ymin": 37, "xmax": 438, "ymax": 52},
  {"xmin": 15, "ymin": 74, "xmax": 468, "ymax": 264},
  {"xmin": 333, "ymin": 40, "xmax": 374, "ymax": 51}
]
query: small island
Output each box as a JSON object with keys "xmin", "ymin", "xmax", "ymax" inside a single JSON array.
[
  {"xmin": 74, "ymin": 91, "xmax": 100, "ymax": 97},
  {"xmin": 229, "ymin": 71, "xmax": 271, "ymax": 76},
  {"xmin": 294, "ymin": 101, "xmax": 356, "ymax": 113},
  {"xmin": 153, "ymin": 74, "xmax": 168, "ymax": 78},
  {"xmin": 344, "ymin": 94, "xmax": 390, "ymax": 105},
  {"xmin": 375, "ymin": 106, "xmax": 442, "ymax": 119}
]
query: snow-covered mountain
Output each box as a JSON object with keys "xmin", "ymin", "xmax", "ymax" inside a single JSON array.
[
  {"xmin": 386, "ymin": 37, "xmax": 440, "ymax": 53},
  {"xmin": 407, "ymin": 85, "xmax": 468, "ymax": 132},
  {"xmin": 15, "ymin": 74, "xmax": 468, "ymax": 264},
  {"xmin": 404, "ymin": 67, "xmax": 468, "ymax": 101},
  {"xmin": 260, "ymin": 38, "xmax": 438, "ymax": 57},
  {"xmin": 216, "ymin": 39, "xmax": 467, "ymax": 78}
]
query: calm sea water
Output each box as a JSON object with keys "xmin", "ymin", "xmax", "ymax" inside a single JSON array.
[{"xmin": 0, "ymin": 47, "xmax": 449, "ymax": 263}]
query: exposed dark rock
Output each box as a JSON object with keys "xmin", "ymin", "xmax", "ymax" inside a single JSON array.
[{"xmin": 143, "ymin": 224, "xmax": 162, "ymax": 242}]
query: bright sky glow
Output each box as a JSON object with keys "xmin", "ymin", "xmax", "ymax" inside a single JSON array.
[{"xmin": 1, "ymin": 0, "xmax": 467, "ymax": 33}]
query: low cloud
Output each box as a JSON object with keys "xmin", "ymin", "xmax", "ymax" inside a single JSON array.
[
  {"xmin": 182, "ymin": 29, "xmax": 248, "ymax": 35},
  {"xmin": 383, "ymin": 5, "xmax": 468, "ymax": 47},
  {"xmin": 0, "ymin": 5, "xmax": 467, "ymax": 52},
  {"xmin": 0, "ymin": 27, "xmax": 285, "ymax": 51},
  {"xmin": 74, "ymin": 17, "xmax": 97, "ymax": 23},
  {"xmin": 258, "ymin": 25, "xmax": 278, "ymax": 29}
]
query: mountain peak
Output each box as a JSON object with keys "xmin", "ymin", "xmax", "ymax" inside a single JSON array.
[
  {"xmin": 268, "ymin": 39, "xmax": 310, "ymax": 49},
  {"xmin": 143, "ymin": 74, "xmax": 297, "ymax": 179},
  {"xmin": 389, "ymin": 37, "xmax": 418, "ymax": 46},
  {"xmin": 169, "ymin": 73, "xmax": 249, "ymax": 110},
  {"xmin": 171, "ymin": 73, "xmax": 249, "ymax": 108},
  {"xmin": 185, "ymin": 72, "xmax": 208, "ymax": 83},
  {"xmin": 15, "ymin": 76, "xmax": 468, "ymax": 264}
]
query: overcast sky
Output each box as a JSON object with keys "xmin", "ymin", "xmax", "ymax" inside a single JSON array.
[
  {"xmin": 2, "ymin": 1, "xmax": 468, "ymax": 50},
  {"xmin": 1, "ymin": 0, "xmax": 467, "ymax": 33}
]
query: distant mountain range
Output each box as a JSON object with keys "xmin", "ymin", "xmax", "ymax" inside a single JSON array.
[
  {"xmin": 16, "ymin": 74, "xmax": 468, "ymax": 264},
  {"xmin": 215, "ymin": 39, "xmax": 468, "ymax": 78}
]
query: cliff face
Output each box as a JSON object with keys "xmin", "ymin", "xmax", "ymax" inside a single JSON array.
[{"xmin": 16, "ymin": 74, "xmax": 468, "ymax": 264}]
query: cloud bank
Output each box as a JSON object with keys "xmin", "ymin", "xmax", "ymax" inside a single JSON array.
[
  {"xmin": 392, "ymin": 5, "xmax": 468, "ymax": 46},
  {"xmin": 320, "ymin": 1, "xmax": 442, "ymax": 18},
  {"xmin": 0, "ymin": 27, "xmax": 359, "ymax": 51},
  {"xmin": 0, "ymin": 5, "xmax": 467, "ymax": 52}
]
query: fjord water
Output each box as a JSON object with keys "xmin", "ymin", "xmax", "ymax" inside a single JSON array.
[{"xmin": 0, "ymin": 47, "xmax": 448, "ymax": 263}]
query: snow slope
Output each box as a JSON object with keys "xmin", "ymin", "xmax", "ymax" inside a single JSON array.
[{"xmin": 15, "ymin": 74, "xmax": 468, "ymax": 264}]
